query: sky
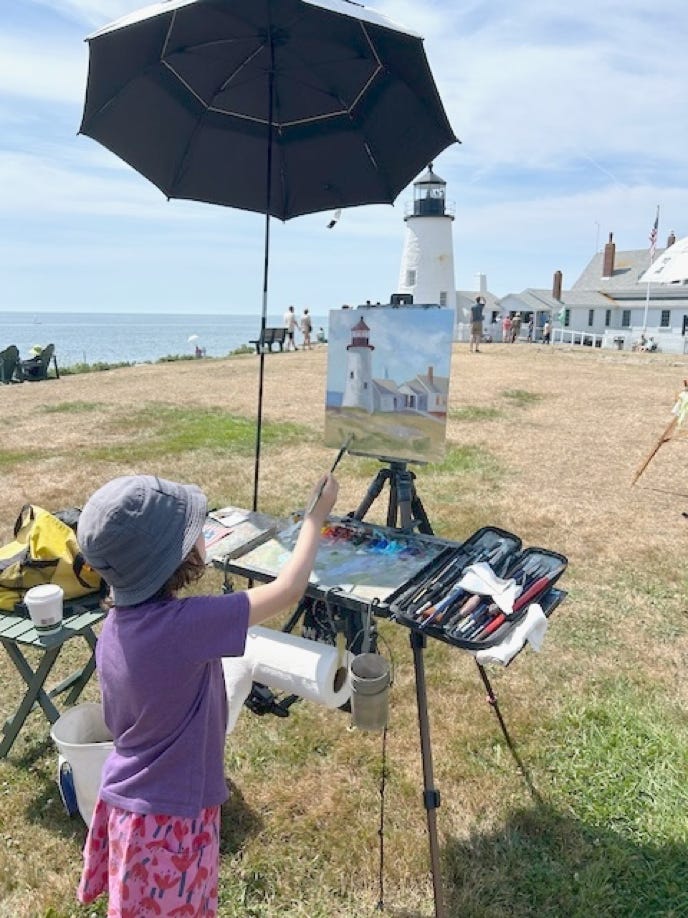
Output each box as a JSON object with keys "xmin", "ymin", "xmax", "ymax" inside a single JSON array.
[{"xmin": 2, "ymin": 0, "xmax": 687, "ymax": 315}]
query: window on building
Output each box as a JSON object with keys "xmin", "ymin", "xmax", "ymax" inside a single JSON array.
[
  {"xmin": 621, "ymin": 310, "xmax": 631, "ymax": 328},
  {"xmin": 439, "ymin": 291, "xmax": 447, "ymax": 306},
  {"xmin": 563, "ymin": 309, "xmax": 570, "ymax": 327},
  {"xmin": 405, "ymin": 269, "xmax": 416, "ymax": 287},
  {"xmin": 605, "ymin": 309, "xmax": 611, "ymax": 327},
  {"xmin": 660, "ymin": 309, "xmax": 670, "ymax": 328},
  {"xmin": 588, "ymin": 309, "xmax": 594, "ymax": 327}
]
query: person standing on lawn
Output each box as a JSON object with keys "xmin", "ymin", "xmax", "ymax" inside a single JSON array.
[{"xmin": 76, "ymin": 472, "xmax": 338, "ymax": 916}]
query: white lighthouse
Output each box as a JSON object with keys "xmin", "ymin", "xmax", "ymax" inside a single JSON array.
[
  {"xmin": 397, "ymin": 164, "xmax": 455, "ymax": 307},
  {"xmin": 342, "ymin": 318, "xmax": 375, "ymax": 413}
]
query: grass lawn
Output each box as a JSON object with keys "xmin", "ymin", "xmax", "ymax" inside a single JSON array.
[{"xmin": 0, "ymin": 342, "xmax": 686, "ymax": 917}]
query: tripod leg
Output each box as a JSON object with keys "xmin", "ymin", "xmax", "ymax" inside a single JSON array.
[
  {"xmin": 282, "ymin": 598, "xmax": 308, "ymax": 635},
  {"xmin": 411, "ymin": 632, "xmax": 446, "ymax": 918},
  {"xmin": 351, "ymin": 468, "xmax": 391, "ymax": 521},
  {"xmin": 390, "ymin": 464, "xmax": 415, "ymax": 530},
  {"xmin": 475, "ymin": 661, "xmax": 542, "ymax": 802},
  {"xmin": 387, "ymin": 475, "xmax": 400, "ymax": 528},
  {"xmin": 410, "ymin": 490, "xmax": 434, "ymax": 536}
]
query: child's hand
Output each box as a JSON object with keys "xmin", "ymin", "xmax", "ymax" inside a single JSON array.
[{"xmin": 306, "ymin": 473, "xmax": 338, "ymax": 522}]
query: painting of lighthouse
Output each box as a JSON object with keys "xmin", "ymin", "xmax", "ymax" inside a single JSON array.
[
  {"xmin": 325, "ymin": 306, "xmax": 454, "ymax": 463},
  {"xmin": 342, "ymin": 317, "xmax": 375, "ymax": 413}
]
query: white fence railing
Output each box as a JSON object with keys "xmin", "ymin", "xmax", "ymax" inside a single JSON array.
[
  {"xmin": 551, "ymin": 328, "xmax": 604, "ymax": 348},
  {"xmin": 454, "ymin": 322, "xmax": 688, "ymax": 353},
  {"xmin": 551, "ymin": 327, "xmax": 688, "ymax": 354}
]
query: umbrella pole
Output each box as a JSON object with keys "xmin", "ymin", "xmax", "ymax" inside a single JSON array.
[
  {"xmin": 252, "ymin": 42, "xmax": 276, "ymax": 512},
  {"xmin": 252, "ymin": 214, "xmax": 270, "ymax": 512}
]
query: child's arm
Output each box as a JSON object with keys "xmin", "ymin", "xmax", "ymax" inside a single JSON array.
[{"xmin": 246, "ymin": 474, "xmax": 338, "ymax": 626}]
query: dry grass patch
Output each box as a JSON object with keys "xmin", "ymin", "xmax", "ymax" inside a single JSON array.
[{"xmin": 0, "ymin": 343, "xmax": 686, "ymax": 916}]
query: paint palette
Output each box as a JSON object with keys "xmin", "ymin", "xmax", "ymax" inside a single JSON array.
[{"xmin": 222, "ymin": 516, "xmax": 448, "ymax": 604}]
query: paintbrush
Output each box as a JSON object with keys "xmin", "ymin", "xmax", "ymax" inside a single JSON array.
[{"xmin": 305, "ymin": 434, "xmax": 353, "ymax": 515}]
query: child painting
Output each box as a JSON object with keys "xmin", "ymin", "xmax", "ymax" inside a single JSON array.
[{"xmin": 76, "ymin": 472, "xmax": 337, "ymax": 916}]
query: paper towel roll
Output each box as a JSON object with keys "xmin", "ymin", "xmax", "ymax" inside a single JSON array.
[
  {"xmin": 248, "ymin": 626, "xmax": 351, "ymax": 708},
  {"xmin": 222, "ymin": 627, "xmax": 352, "ymax": 735}
]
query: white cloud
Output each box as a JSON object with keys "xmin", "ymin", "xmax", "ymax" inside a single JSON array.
[
  {"xmin": 1, "ymin": 0, "xmax": 686, "ymax": 309},
  {"xmin": 0, "ymin": 35, "xmax": 89, "ymax": 104},
  {"xmin": 31, "ymin": 0, "xmax": 136, "ymax": 28}
]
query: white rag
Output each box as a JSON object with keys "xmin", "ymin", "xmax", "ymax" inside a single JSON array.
[
  {"xmin": 221, "ymin": 656, "xmax": 255, "ymax": 734},
  {"xmin": 457, "ymin": 561, "xmax": 519, "ymax": 614},
  {"xmin": 474, "ymin": 603, "xmax": 548, "ymax": 667}
]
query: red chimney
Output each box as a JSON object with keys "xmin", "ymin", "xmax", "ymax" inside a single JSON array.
[
  {"xmin": 552, "ymin": 270, "xmax": 563, "ymax": 300},
  {"xmin": 602, "ymin": 232, "xmax": 615, "ymax": 278},
  {"xmin": 667, "ymin": 231, "xmax": 676, "ymax": 248},
  {"xmin": 427, "ymin": 366, "xmax": 434, "ymax": 384}
]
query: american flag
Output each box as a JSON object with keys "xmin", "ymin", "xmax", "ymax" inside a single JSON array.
[{"xmin": 649, "ymin": 207, "xmax": 659, "ymax": 260}]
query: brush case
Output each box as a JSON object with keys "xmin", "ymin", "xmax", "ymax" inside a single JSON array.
[{"xmin": 387, "ymin": 528, "xmax": 567, "ymax": 651}]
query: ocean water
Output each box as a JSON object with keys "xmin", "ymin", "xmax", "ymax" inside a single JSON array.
[{"xmin": 0, "ymin": 311, "xmax": 329, "ymax": 368}]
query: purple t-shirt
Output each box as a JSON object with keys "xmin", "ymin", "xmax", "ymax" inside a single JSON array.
[{"xmin": 95, "ymin": 592, "xmax": 250, "ymax": 818}]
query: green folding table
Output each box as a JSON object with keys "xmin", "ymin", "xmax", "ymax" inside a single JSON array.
[{"xmin": 0, "ymin": 596, "xmax": 106, "ymax": 757}]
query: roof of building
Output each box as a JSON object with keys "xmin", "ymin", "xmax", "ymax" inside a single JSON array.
[
  {"xmin": 501, "ymin": 243, "xmax": 688, "ymax": 311},
  {"xmin": 572, "ymin": 247, "xmax": 663, "ymax": 291},
  {"xmin": 454, "ymin": 239, "xmax": 688, "ymax": 317},
  {"xmin": 373, "ymin": 378, "xmax": 399, "ymax": 395},
  {"xmin": 414, "ymin": 372, "xmax": 449, "ymax": 395}
]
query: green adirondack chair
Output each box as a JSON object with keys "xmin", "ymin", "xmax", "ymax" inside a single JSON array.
[
  {"xmin": 20, "ymin": 343, "xmax": 60, "ymax": 381},
  {"xmin": 0, "ymin": 345, "xmax": 23, "ymax": 384}
]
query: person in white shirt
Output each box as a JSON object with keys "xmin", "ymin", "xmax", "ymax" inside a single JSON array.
[
  {"xmin": 300, "ymin": 308, "xmax": 313, "ymax": 350},
  {"xmin": 283, "ymin": 305, "xmax": 299, "ymax": 351}
]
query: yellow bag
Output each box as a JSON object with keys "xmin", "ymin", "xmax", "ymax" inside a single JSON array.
[{"xmin": 0, "ymin": 505, "xmax": 104, "ymax": 613}]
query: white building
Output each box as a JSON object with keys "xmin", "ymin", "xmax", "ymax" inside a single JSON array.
[
  {"xmin": 397, "ymin": 165, "xmax": 456, "ymax": 308},
  {"xmin": 503, "ymin": 231, "xmax": 688, "ymax": 352}
]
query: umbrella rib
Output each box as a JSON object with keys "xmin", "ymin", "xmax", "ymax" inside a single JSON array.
[
  {"xmin": 350, "ymin": 24, "xmax": 382, "ymax": 111},
  {"xmin": 161, "ymin": 17, "xmax": 385, "ymax": 128},
  {"xmin": 342, "ymin": 25, "xmax": 394, "ymax": 202},
  {"xmin": 217, "ymin": 43, "xmax": 267, "ymax": 92},
  {"xmin": 164, "ymin": 54, "xmax": 356, "ymax": 126},
  {"xmin": 163, "ymin": 11, "xmax": 271, "ymax": 118}
]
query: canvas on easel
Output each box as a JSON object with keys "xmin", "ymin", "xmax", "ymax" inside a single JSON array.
[{"xmin": 324, "ymin": 306, "xmax": 454, "ymax": 464}]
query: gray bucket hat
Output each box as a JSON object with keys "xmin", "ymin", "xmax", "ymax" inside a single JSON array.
[{"xmin": 77, "ymin": 475, "xmax": 207, "ymax": 606}]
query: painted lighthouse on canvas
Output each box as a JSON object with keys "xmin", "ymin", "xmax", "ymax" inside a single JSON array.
[
  {"xmin": 325, "ymin": 306, "xmax": 454, "ymax": 463},
  {"xmin": 341, "ymin": 318, "xmax": 375, "ymax": 413}
]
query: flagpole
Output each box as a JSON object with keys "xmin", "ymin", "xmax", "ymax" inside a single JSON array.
[
  {"xmin": 643, "ymin": 205, "xmax": 660, "ymax": 333},
  {"xmin": 642, "ymin": 279, "xmax": 651, "ymax": 332}
]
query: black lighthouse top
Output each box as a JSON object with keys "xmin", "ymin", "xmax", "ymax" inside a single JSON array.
[{"xmin": 412, "ymin": 163, "xmax": 446, "ymax": 216}]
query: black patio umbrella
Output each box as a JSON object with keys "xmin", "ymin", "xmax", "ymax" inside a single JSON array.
[{"xmin": 79, "ymin": 0, "xmax": 458, "ymax": 509}]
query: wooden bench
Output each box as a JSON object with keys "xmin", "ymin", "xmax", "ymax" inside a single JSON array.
[{"xmin": 249, "ymin": 327, "xmax": 286, "ymax": 353}]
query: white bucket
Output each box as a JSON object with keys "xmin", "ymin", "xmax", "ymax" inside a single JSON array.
[{"xmin": 50, "ymin": 703, "xmax": 113, "ymax": 825}]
